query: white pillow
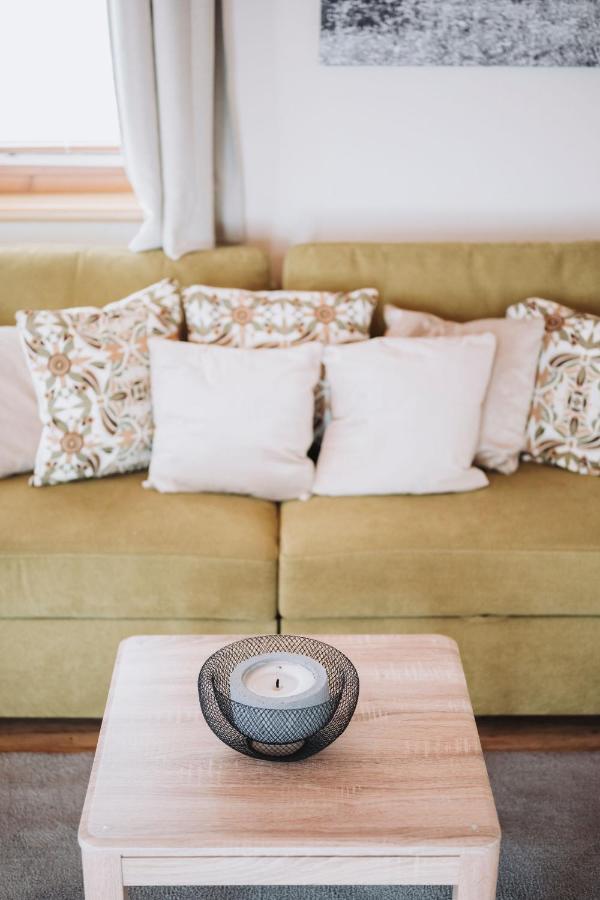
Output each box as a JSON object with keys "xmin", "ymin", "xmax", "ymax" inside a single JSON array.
[
  {"xmin": 313, "ymin": 335, "xmax": 496, "ymax": 496},
  {"xmin": 146, "ymin": 340, "xmax": 323, "ymax": 501},
  {"xmin": 384, "ymin": 306, "xmax": 544, "ymax": 474},
  {"xmin": 0, "ymin": 327, "xmax": 42, "ymax": 479}
]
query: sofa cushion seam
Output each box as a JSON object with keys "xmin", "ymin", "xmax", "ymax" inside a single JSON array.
[
  {"xmin": 279, "ymin": 548, "xmax": 600, "ymax": 560},
  {"xmin": 0, "ymin": 552, "xmax": 277, "ymax": 563}
]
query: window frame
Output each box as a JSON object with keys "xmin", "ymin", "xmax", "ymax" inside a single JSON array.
[
  {"xmin": 0, "ymin": 147, "xmax": 140, "ymax": 222},
  {"xmin": 0, "ymin": 146, "xmax": 131, "ymax": 195}
]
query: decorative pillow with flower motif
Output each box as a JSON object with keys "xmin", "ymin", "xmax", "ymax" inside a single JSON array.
[
  {"xmin": 506, "ymin": 297, "xmax": 600, "ymax": 476},
  {"xmin": 182, "ymin": 285, "xmax": 378, "ymax": 442},
  {"xmin": 16, "ymin": 279, "xmax": 182, "ymax": 486}
]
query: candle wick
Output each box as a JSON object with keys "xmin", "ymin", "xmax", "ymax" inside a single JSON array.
[{"xmin": 275, "ymin": 677, "xmax": 280, "ymax": 689}]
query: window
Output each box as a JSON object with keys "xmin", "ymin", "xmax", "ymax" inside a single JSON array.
[{"xmin": 0, "ymin": 0, "xmax": 131, "ymax": 199}]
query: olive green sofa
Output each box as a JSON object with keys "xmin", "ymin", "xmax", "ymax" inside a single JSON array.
[
  {"xmin": 280, "ymin": 241, "xmax": 600, "ymax": 715},
  {"xmin": 1, "ymin": 241, "xmax": 599, "ymax": 717},
  {"xmin": 0, "ymin": 245, "xmax": 278, "ymax": 716}
]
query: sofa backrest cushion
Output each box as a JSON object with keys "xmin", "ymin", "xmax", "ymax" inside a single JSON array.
[
  {"xmin": 0, "ymin": 245, "xmax": 270, "ymax": 326},
  {"xmin": 282, "ymin": 242, "xmax": 600, "ymax": 336}
]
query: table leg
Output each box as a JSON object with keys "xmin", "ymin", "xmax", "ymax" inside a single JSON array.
[
  {"xmin": 82, "ymin": 849, "xmax": 128, "ymax": 899},
  {"xmin": 452, "ymin": 843, "xmax": 500, "ymax": 900}
]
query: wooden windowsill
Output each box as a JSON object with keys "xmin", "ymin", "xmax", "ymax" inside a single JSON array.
[{"xmin": 0, "ymin": 192, "xmax": 142, "ymax": 222}]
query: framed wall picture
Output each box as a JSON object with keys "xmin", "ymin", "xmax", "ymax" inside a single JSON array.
[{"xmin": 320, "ymin": 0, "xmax": 600, "ymax": 67}]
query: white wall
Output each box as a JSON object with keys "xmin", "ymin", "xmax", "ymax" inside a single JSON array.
[
  {"xmin": 226, "ymin": 0, "xmax": 600, "ymax": 271},
  {"xmin": 4, "ymin": 0, "xmax": 600, "ymax": 271}
]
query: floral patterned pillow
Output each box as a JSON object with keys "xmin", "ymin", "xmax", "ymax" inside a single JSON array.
[
  {"xmin": 507, "ymin": 297, "xmax": 600, "ymax": 476},
  {"xmin": 16, "ymin": 279, "xmax": 182, "ymax": 486},
  {"xmin": 182, "ymin": 285, "xmax": 378, "ymax": 441},
  {"xmin": 182, "ymin": 286, "xmax": 378, "ymax": 347}
]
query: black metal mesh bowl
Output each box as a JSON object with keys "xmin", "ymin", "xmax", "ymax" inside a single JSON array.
[{"xmin": 198, "ymin": 635, "xmax": 359, "ymax": 762}]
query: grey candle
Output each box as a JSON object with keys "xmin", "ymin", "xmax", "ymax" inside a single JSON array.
[{"xmin": 229, "ymin": 652, "xmax": 331, "ymax": 748}]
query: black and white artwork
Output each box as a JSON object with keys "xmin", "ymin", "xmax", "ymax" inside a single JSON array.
[{"xmin": 320, "ymin": 0, "xmax": 600, "ymax": 66}]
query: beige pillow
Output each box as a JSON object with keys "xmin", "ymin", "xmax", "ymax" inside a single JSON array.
[
  {"xmin": 182, "ymin": 285, "xmax": 378, "ymax": 443},
  {"xmin": 313, "ymin": 335, "xmax": 496, "ymax": 496},
  {"xmin": 0, "ymin": 327, "xmax": 42, "ymax": 479},
  {"xmin": 146, "ymin": 340, "xmax": 323, "ymax": 501},
  {"xmin": 384, "ymin": 306, "xmax": 544, "ymax": 474},
  {"xmin": 507, "ymin": 297, "xmax": 600, "ymax": 476},
  {"xmin": 16, "ymin": 280, "xmax": 182, "ymax": 486}
]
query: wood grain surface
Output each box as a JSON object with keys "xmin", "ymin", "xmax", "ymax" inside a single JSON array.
[
  {"xmin": 121, "ymin": 855, "xmax": 461, "ymax": 887},
  {"xmin": 79, "ymin": 634, "xmax": 500, "ymax": 856}
]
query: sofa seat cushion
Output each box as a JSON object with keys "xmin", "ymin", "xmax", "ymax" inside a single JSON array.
[
  {"xmin": 280, "ymin": 616, "xmax": 600, "ymax": 715},
  {"xmin": 279, "ymin": 463, "xmax": 600, "ymax": 618},
  {"xmin": 0, "ymin": 622, "xmax": 278, "ymax": 717},
  {"xmin": 0, "ymin": 473, "xmax": 278, "ymax": 620}
]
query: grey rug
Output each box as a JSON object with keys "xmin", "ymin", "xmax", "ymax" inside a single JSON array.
[{"xmin": 1, "ymin": 753, "xmax": 599, "ymax": 900}]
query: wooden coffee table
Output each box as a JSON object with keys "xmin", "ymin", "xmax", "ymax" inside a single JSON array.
[{"xmin": 79, "ymin": 634, "xmax": 500, "ymax": 898}]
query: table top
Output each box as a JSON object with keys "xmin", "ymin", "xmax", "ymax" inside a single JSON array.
[{"xmin": 79, "ymin": 634, "xmax": 500, "ymax": 856}]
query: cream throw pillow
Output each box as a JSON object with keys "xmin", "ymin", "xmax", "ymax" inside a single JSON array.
[
  {"xmin": 313, "ymin": 336, "xmax": 496, "ymax": 496},
  {"xmin": 384, "ymin": 306, "xmax": 544, "ymax": 474},
  {"xmin": 146, "ymin": 340, "xmax": 323, "ymax": 501},
  {"xmin": 507, "ymin": 297, "xmax": 600, "ymax": 476},
  {"xmin": 16, "ymin": 280, "xmax": 182, "ymax": 486},
  {"xmin": 0, "ymin": 327, "xmax": 42, "ymax": 479},
  {"xmin": 182, "ymin": 285, "xmax": 378, "ymax": 444}
]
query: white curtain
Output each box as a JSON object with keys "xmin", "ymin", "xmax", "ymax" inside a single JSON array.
[{"xmin": 108, "ymin": 0, "xmax": 243, "ymax": 260}]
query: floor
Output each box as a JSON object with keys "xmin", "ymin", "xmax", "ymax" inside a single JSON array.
[
  {"xmin": 1, "ymin": 716, "xmax": 599, "ymax": 752},
  {"xmin": 5, "ymin": 750, "xmax": 600, "ymax": 899}
]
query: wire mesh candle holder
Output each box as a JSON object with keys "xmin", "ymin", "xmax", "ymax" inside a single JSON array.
[{"xmin": 198, "ymin": 635, "xmax": 360, "ymax": 762}]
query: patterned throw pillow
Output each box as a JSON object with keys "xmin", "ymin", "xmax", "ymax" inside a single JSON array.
[
  {"xmin": 16, "ymin": 279, "xmax": 182, "ymax": 486},
  {"xmin": 182, "ymin": 286, "xmax": 378, "ymax": 440},
  {"xmin": 507, "ymin": 298, "xmax": 600, "ymax": 476}
]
